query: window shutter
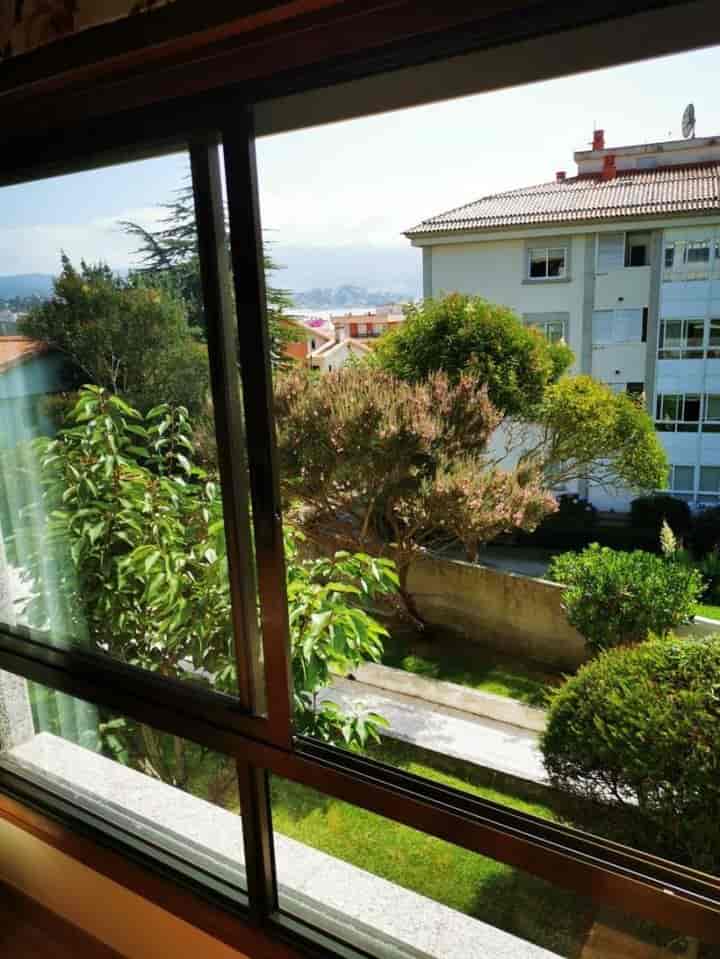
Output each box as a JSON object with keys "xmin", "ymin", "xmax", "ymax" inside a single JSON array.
[{"xmin": 597, "ymin": 233, "xmax": 625, "ymax": 272}]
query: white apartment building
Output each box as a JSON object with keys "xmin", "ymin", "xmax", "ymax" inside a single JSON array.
[{"xmin": 406, "ymin": 129, "xmax": 720, "ymax": 511}]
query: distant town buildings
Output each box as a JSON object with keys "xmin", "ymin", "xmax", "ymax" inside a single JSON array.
[
  {"xmin": 406, "ymin": 129, "xmax": 720, "ymax": 511},
  {"xmin": 288, "ymin": 304, "xmax": 406, "ymax": 372}
]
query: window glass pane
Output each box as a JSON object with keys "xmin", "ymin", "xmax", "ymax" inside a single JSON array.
[
  {"xmin": 545, "ymin": 321, "xmax": 564, "ymax": 343},
  {"xmin": 664, "ymin": 244, "xmax": 675, "ymax": 269},
  {"xmin": 528, "ymin": 249, "xmax": 547, "ymax": 278},
  {"xmin": 256, "ymin": 84, "xmax": 720, "ymax": 894},
  {"xmin": 0, "ymin": 673, "xmax": 245, "ymax": 892},
  {"xmin": 592, "ymin": 310, "xmax": 613, "ymax": 344},
  {"xmin": 614, "ymin": 308, "xmax": 643, "ymax": 343},
  {"xmin": 659, "ymin": 395, "xmax": 680, "ymax": 420},
  {"xmin": 686, "ymin": 241, "xmax": 710, "ymax": 263},
  {"xmin": 687, "ymin": 320, "xmax": 705, "ymax": 348},
  {"xmin": 672, "ymin": 466, "xmax": 694, "ymax": 491},
  {"xmin": 0, "ymin": 151, "xmax": 260, "ymax": 700},
  {"xmin": 597, "ymin": 232, "xmax": 625, "ymax": 272},
  {"xmin": 271, "ymin": 776, "xmax": 711, "ymax": 959},
  {"xmin": 546, "ymin": 248, "xmax": 565, "ymax": 277},
  {"xmin": 700, "ymin": 467, "xmax": 720, "ymax": 493},
  {"xmin": 662, "ymin": 320, "xmax": 683, "ymax": 348},
  {"xmin": 706, "ymin": 396, "xmax": 720, "ymax": 421},
  {"xmin": 684, "ymin": 395, "xmax": 701, "ymax": 421}
]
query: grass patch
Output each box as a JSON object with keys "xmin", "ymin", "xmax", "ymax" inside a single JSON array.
[
  {"xmin": 271, "ymin": 738, "xmax": 591, "ymax": 955},
  {"xmin": 381, "ymin": 628, "xmax": 563, "ymax": 707},
  {"xmin": 698, "ymin": 603, "xmax": 720, "ymax": 621}
]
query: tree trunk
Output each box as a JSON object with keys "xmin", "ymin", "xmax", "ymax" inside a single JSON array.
[{"xmin": 397, "ymin": 560, "xmax": 426, "ymax": 628}]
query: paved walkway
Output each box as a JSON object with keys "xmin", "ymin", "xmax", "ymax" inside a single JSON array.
[{"xmin": 326, "ymin": 677, "xmax": 547, "ymax": 785}]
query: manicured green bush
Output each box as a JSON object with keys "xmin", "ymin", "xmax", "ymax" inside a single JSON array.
[
  {"xmin": 548, "ymin": 544, "xmax": 702, "ymax": 652},
  {"xmin": 690, "ymin": 505, "xmax": 720, "ymax": 558},
  {"xmin": 541, "ymin": 637, "xmax": 720, "ymax": 873},
  {"xmin": 630, "ymin": 493, "xmax": 692, "ymax": 541}
]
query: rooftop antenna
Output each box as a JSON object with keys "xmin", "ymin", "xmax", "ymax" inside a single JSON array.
[{"xmin": 682, "ymin": 103, "xmax": 696, "ymax": 139}]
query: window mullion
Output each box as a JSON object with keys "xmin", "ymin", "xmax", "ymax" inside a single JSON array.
[
  {"xmin": 222, "ymin": 109, "xmax": 294, "ymax": 746},
  {"xmin": 189, "ymin": 136, "xmax": 263, "ymax": 714},
  {"xmin": 236, "ymin": 760, "xmax": 278, "ymax": 920}
]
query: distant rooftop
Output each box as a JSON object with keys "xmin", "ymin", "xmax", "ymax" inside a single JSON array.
[
  {"xmin": 406, "ymin": 131, "xmax": 720, "ymax": 237},
  {"xmin": 0, "ymin": 336, "xmax": 49, "ymax": 374}
]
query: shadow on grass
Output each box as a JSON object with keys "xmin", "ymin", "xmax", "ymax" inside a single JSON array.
[{"xmin": 381, "ymin": 626, "xmax": 565, "ymax": 708}]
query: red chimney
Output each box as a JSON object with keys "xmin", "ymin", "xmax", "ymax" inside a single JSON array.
[
  {"xmin": 601, "ymin": 154, "xmax": 617, "ymax": 180},
  {"xmin": 592, "ymin": 129, "xmax": 605, "ymax": 151},
  {"xmin": 556, "ymin": 170, "xmax": 566, "ymax": 182}
]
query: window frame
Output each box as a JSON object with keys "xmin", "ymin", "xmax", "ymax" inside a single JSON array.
[
  {"xmin": 658, "ymin": 315, "xmax": 708, "ymax": 359},
  {"xmin": 1, "ymin": 28, "xmax": 720, "ymax": 959},
  {"xmin": 526, "ymin": 244, "xmax": 567, "ymax": 280}
]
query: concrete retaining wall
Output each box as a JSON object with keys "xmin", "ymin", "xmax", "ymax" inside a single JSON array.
[{"xmin": 406, "ymin": 553, "xmax": 587, "ymax": 670}]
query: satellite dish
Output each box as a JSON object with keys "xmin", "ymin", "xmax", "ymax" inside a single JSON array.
[{"xmin": 682, "ymin": 103, "xmax": 696, "ymax": 139}]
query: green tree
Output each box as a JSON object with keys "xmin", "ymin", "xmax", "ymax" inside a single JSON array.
[
  {"xmin": 274, "ymin": 365, "xmax": 555, "ymax": 616},
  {"xmin": 20, "ymin": 256, "xmax": 209, "ymax": 417},
  {"xmin": 12, "ymin": 387, "xmax": 397, "ymax": 787},
  {"xmin": 373, "ymin": 294, "xmax": 573, "ymax": 417},
  {"xmin": 121, "ymin": 181, "xmax": 297, "ymax": 364},
  {"xmin": 519, "ymin": 375, "xmax": 668, "ymax": 491}
]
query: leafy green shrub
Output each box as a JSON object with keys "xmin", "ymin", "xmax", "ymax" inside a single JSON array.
[
  {"xmin": 697, "ymin": 549, "xmax": 720, "ymax": 606},
  {"xmin": 14, "ymin": 387, "xmax": 398, "ymax": 771},
  {"xmin": 548, "ymin": 544, "xmax": 702, "ymax": 652},
  {"xmin": 541, "ymin": 637, "xmax": 720, "ymax": 873},
  {"xmin": 630, "ymin": 493, "xmax": 692, "ymax": 541},
  {"xmin": 690, "ymin": 505, "xmax": 720, "ymax": 558}
]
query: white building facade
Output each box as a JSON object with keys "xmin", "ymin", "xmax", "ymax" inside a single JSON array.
[{"xmin": 406, "ymin": 130, "xmax": 720, "ymax": 511}]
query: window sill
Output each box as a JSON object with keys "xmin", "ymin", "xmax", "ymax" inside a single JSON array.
[
  {"xmin": 1, "ymin": 733, "xmax": 556, "ymax": 959},
  {"xmin": 521, "ymin": 277, "xmax": 571, "ymax": 285}
]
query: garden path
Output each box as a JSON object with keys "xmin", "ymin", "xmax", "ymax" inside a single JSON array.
[{"xmin": 326, "ymin": 677, "xmax": 547, "ymax": 784}]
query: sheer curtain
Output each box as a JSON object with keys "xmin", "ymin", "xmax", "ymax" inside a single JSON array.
[{"xmin": 0, "ymin": 367, "xmax": 98, "ymax": 754}]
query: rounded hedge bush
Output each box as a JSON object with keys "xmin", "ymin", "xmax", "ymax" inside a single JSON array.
[
  {"xmin": 541, "ymin": 637, "xmax": 720, "ymax": 873},
  {"xmin": 691, "ymin": 505, "xmax": 720, "ymax": 558},
  {"xmin": 548, "ymin": 544, "xmax": 702, "ymax": 652},
  {"xmin": 630, "ymin": 493, "xmax": 692, "ymax": 540}
]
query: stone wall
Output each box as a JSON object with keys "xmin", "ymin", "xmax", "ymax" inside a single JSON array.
[{"xmin": 406, "ymin": 553, "xmax": 587, "ymax": 670}]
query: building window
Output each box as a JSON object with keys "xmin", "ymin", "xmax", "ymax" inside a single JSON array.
[
  {"xmin": 664, "ymin": 243, "xmax": 675, "ymax": 269},
  {"xmin": 656, "ymin": 393, "xmax": 701, "ymax": 431},
  {"xmin": 700, "ymin": 466, "xmax": 720, "ymax": 498},
  {"xmin": 658, "ymin": 317, "xmax": 706, "ymax": 359},
  {"xmin": 528, "ymin": 246, "xmax": 566, "ymax": 279},
  {"xmin": 596, "ymin": 232, "xmax": 625, "ymax": 272},
  {"xmin": 670, "ymin": 464, "xmax": 695, "ymax": 492},
  {"xmin": 625, "ymin": 231, "xmax": 650, "ymax": 267},
  {"xmin": 685, "ymin": 240, "xmax": 711, "ymax": 264},
  {"xmin": 592, "ymin": 308, "xmax": 643, "ymax": 344},
  {"xmin": 525, "ymin": 317, "xmax": 566, "ymax": 343}
]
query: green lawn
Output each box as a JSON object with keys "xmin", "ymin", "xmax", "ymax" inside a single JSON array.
[
  {"xmin": 271, "ymin": 739, "xmax": 592, "ymax": 956},
  {"xmin": 381, "ymin": 628, "xmax": 564, "ymax": 707},
  {"xmin": 697, "ymin": 603, "xmax": 720, "ymax": 622}
]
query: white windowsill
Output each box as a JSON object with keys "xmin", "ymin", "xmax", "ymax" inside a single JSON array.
[
  {"xmin": 3, "ymin": 733, "xmax": 558, "ymax": 959},
  {"xmin": 521, "ymin": 277, "xmax": 571, "ymax": 285}
]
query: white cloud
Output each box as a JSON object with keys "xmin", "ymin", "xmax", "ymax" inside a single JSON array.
[{"xmin": 0, "ymin": 206, "xmax": 167, "ymax": 275}]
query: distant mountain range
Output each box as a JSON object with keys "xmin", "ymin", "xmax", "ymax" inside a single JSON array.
[
  {"xmin": 291, "ymin": 285, "xmax": 411, "ymax": 309},
  {"xmin": 0, "ymin": 274, "xmax": 54, "ymax": 299}
]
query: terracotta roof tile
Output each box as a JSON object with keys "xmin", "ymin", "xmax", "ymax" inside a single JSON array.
[
  {"xmin": 0, "ymin": 337, "xmax": 49, "ymax": 374},
  {"xmin": 405, "ymin": 162, "xmax": 720, "ymax": 236}
]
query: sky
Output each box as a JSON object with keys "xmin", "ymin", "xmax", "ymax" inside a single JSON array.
[{"xmin": 1, "ymin": 42, "xmax": 719, "ymax": 294}]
